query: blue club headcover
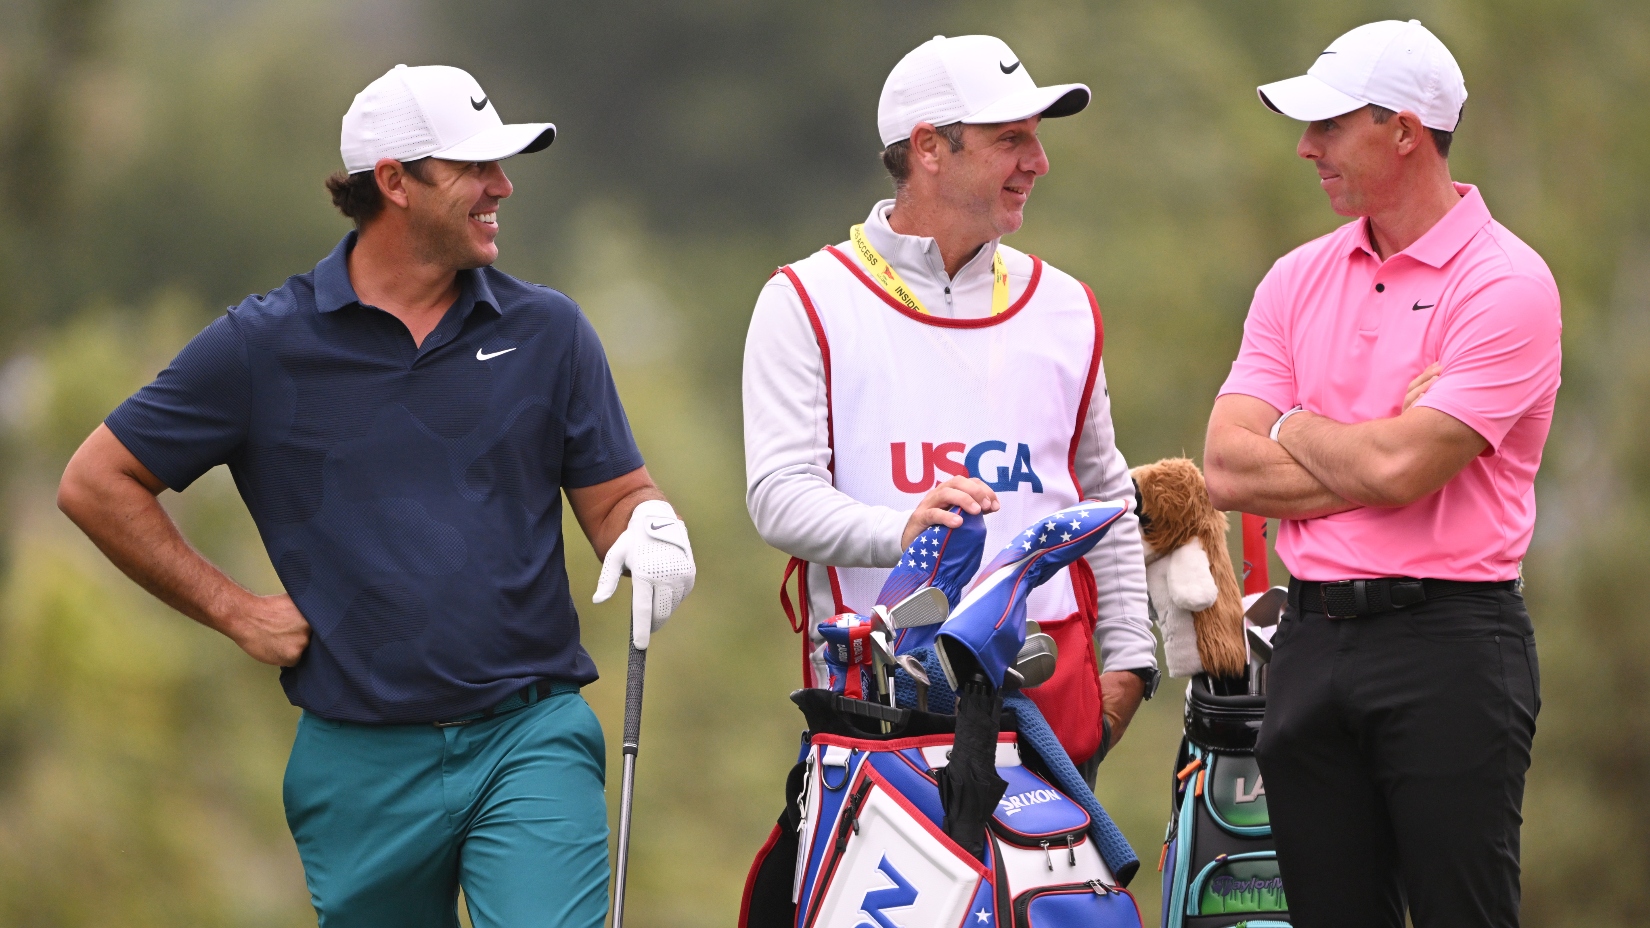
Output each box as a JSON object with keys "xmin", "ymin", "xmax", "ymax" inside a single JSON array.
[
  {"xmin": 935, "ymin": 500, "xmax": 1129, "ymax": 689},
  {"xmin": 874, "ymin": 507, "xmax": 986, "ymax": 655}
]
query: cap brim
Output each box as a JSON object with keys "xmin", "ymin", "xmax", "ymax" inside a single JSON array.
[
  {"xmin": 430, "ymin": 122, "xmax": 556, "ymax": 163},
  {"xmin": 962, "ymin": 83, "xmax": 1090, "ymax": 126},
  {"xmin": 1256, "ymin": 75, "xmax": 1365, "ymax": 122}
]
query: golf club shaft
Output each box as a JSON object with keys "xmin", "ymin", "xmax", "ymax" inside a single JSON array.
[{"xmin": 611, "ymin": 642, "xmax": 647, "ymax": 928}]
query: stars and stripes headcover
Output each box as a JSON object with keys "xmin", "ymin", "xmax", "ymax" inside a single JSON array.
[
  {"xmin": 936, "ymin": 499, "xmax": 1129, "ymax": 689},
  {"xmin": 876, "ymin": 507, "xmax": 986, "ymax": 654}
]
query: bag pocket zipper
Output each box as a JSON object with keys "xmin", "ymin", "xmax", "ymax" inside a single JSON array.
[
  {"xmin": 1011, "ymin": 879, "xmax": 1124, "ymax": 928},
  {"xmin": 801, "ymin": 775, "xmax": 873, "ymax": 927}
]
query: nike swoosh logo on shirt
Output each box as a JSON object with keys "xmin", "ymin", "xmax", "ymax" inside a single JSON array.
[
  {"xmin": 1412, "ymin": 301, "xmax": 1436, "ymax": 311},
  {"xmin": 476, "ymin": 347, "xmax": 517, "ymax": 360}
]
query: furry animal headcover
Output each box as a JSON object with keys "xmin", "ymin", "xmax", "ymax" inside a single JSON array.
[{"xmin": 1131, "ymin": 457, "xmax": 1247, "ymax": 679}]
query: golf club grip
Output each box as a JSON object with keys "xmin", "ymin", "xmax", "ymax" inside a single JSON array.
[{"xmin": 623, "ymin": 643, "xmax": 647, "ymax": 755}]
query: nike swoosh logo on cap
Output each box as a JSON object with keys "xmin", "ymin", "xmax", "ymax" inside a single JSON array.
[
  {"xmin": 1000, "ymin": 60, "xmax": 1021, "ymax": 74},
  {"xmin": 471, "ymin": 95, "xmax": 488, "ymax": 110},
  {"xmin": 476, "ymin": 346, "xmax": 516, "ymax": 360}
]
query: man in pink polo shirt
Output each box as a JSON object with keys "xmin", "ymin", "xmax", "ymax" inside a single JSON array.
[{"xmin": 1204, "ymin": 20, "xmax": 1560, "ymax": 928}]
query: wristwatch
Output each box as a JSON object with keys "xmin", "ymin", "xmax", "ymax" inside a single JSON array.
[{"xmin": 1123, "ymin": 666, "xmax": 1161, "ymax": 700}]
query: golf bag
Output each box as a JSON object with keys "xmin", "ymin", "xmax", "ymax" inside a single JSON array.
[
  {"xmin": 1159, "ymin": 514, "xmax": 1290, "ymax": 928},
  {"xmin": 743, "ymin": 501, "xmax": 1144, "ymax": 928},
  {"xmin": 1159, "ymin": 675, "xmax": 1287, "ymax": 928},
  {"xmin": 740, "ymin": 690, "xmax": 1143, "ymax": 928}
]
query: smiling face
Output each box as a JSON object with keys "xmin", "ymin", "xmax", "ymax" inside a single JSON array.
[
  {"xmin": 934, "ymin": 116, "xmax": 1049, "ymax": 240},
  {"xmin": 1296, "ymin": 106, "xmax": 1406, "ymax": 217},
  {"xmin": 402, "ymin": 158, "xmax": 514, "ymax": 269}
]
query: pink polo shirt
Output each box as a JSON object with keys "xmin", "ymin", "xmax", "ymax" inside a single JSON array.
[{"xmin": 1219, "ymin": 184, "xmax": 1562, "ymax": 582}]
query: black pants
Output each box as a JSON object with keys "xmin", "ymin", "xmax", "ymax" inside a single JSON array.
[{"xmin": 1255, "ymin": 586, "xmax": 1540, "ymax": 928}]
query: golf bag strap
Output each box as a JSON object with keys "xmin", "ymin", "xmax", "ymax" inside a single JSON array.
[
  {"xmin": 781, "ymin": 559, "xmax": 850, "ymax": 689},
  {"xmin": 780, "ymin": 556, "xmax": 807, "ymax": 634},
  {"xmin": 1241, "ymin": 513, "xmax": 1269, "ymax": 595}
]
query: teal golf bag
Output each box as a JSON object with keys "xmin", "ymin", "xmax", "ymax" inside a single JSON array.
[{"xmin": 1159, "ymin": 675, "xmax": 1289, "ymax": 928}]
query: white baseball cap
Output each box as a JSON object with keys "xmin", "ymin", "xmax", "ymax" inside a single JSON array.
[
  {"xmin": 340, "ymin": 64, "xmax": 556, "ymax": 174},
  {"xmin": 1257, "ymin": 20, "xmax": 1467, "ymax": 132},
  {"xmin": 877, "ymin": 35, "xmax": 1090, "ymax": 147}
]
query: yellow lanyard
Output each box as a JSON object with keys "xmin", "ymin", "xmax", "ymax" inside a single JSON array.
[{"xmin": 848, "ymin": 224, "xmax": 1010, "ymax": 316}]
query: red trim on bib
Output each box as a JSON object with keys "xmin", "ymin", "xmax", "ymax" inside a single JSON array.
[
  {"xmin": 1067, "ymin": 283, "xmax": 1106, "ymax": 497},
  {"xmin": 776, "ymin": 266, "xmax": 851, "ymax": 690},
  {"xmin": 781, "ymin": 265, "xmax": 835, "ymax": 476},
  {"xmin": 823, "ymin": 245, "xmax": 1043, "ymax": 328}
]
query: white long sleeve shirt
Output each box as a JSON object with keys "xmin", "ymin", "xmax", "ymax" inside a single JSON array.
[{"xmin": 743, "ymin": 200, "xmax": 1156, "ymax": 674}]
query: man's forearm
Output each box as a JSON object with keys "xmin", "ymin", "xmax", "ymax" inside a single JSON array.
[
  {"xmin": 747, "ymin": 466, "xmax": 909, "ymax": 568},
  {"xmin": 59, "ymin": 426, "xmax": 309, "ymax": 666},
  {"xmin": 59, "ymin": 463, "xmax": 250, "ymax": 635},
  {"xmin": 1100, "ymin": 670, "xmax": 1144, "ymax": 747},
  {"xmin": 1277, "ymin": 408, "xmax": 1488, "ymax": 509},
  {"xmin": 1277, "ymin": 413, "xmax": 1397, "ymax": 507},
  {"xmin": 1205, "ymin": 417, "xmax": 1357, "ymax": 519}
]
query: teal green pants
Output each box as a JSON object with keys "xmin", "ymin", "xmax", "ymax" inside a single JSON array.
[{"xmin": 283, "ymin": 691, "xmax": 609, "ymax": 927}]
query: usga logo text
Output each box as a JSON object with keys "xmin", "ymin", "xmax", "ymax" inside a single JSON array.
[{"xmin": 891, "ymin": 441, "xmax": 1044, "ymax": 494}]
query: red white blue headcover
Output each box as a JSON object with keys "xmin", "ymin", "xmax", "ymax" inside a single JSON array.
[
  {"xmin": 879, "ymin": 508, "xmax": 987, "ymax": 654},
  {"xmin": 817, "ymin": 614, "xmax": 875, "ymax": 698},
  {"xmin": 937, "ymin": 499, "xmax": 1129, "ymax": 689}
]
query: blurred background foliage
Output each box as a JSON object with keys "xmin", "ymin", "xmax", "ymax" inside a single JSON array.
[{"xmin": 0, "ymin": 0, "xmax": 1645, "ymax": 924}]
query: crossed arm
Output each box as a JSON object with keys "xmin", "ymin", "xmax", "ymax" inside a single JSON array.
[{"xmin": 1204, "ymin": 365, "xmax": 1488, "ymax": 517}]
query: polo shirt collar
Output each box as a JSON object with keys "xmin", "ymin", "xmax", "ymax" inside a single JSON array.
[
  {"xmin": 314, "ymin": 233, "xmax": 360, "ymax": 313},
  {"xmin": 1343, "ymin": 183, "xmax": 1491, "ymax": 268},
  {"xmin": 312, "ymin": 232, "xmax": 502, "ymax": 317}
]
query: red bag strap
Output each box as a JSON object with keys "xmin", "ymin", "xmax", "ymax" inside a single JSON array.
[
  {"xmin": 1241, "ymin": 513, "xmax": 1270, "ymax": 595},
  {"xmin": 780, "ymin": 556, "xmax": 808, "ymax": 634}
]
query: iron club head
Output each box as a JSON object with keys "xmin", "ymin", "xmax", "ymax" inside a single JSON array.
[
  {"xmin": 895, "ymin": 654, "xmax": 930, "ymax": 713},
  {"xmin": 1243, "ymin": 586, "xmax": 1288, "ymax": 628},
  {"xmin": 886, "ymin": 586, "xmax": 950, "ymax": 628},
  {"xmin": 1013, "ymin": 632, "xmax": 1059, "ymax": 689}
]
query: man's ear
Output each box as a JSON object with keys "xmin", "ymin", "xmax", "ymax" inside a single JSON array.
[
  {"xmin": 374, "ymin": 159, "xmax": 413, "ymax": 210},
  {"xmin": 1392, "ymin": 110, "xmax": 1429, "ymax": 158},
  {"xmin": 908, "ymin": 122, "xmax": 946, "ymax": 178}
]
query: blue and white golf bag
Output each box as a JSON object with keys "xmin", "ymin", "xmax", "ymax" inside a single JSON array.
[{"xmin": 742, "ymin": 502, "xmax": 1146, "ymax": 928}]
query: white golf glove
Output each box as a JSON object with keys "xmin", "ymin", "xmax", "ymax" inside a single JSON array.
[{"xmin": 593, "ymin": 499, "xmax": 695, "ymax": 650}]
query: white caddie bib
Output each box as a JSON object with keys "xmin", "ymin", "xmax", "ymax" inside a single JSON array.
[{"xmin": 780, "ymin": 242, "xmax": 1105, "ymax": 686}]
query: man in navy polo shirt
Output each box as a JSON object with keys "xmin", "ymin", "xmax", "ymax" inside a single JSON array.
[{"xmin": 55, "ymin": 65, "xmax": 695, "ymax": 928}]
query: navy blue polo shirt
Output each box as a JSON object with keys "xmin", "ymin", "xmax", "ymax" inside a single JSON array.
[{"xmin": 106, "ymin": 233, "xmax": 644, "ymax": 724}]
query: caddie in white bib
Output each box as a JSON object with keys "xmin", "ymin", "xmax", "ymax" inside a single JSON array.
[{"xmin": 742, "ymin": 35, "xmax": 1158, "ymax": 774}]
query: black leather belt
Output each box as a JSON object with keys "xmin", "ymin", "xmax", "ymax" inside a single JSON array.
[
  {"xmin": 431, "ymin": 680, "xmax": 577, "ymax": 728},
  {"xmin": 1289, "ymin": 576, "xmax": 1520, "ymax": 619}
]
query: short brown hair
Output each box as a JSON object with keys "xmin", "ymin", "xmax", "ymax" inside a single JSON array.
[
  {"xmin": 1367, "ymin": 104, "xmax": 1457, "ymax": 158},
  {"xmin": 324, "ymin": 158, "xmax": 434, "ymax": 226},
  {"xmin": 880, "ymin": 122, "xmax": 968, "ymax": 187}
]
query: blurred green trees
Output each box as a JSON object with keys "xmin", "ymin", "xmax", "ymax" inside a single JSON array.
[{"xmin": 0, "ymin": 0, "xmax": 1645, "ymax": 925}]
